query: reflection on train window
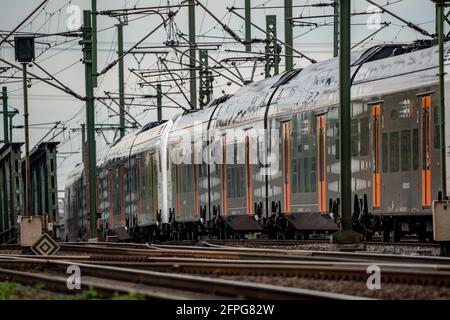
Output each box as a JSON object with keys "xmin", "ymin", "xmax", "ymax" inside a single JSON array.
[
  {"xmin": 382, "ymin": 132, "xmax": 388, "ymax": 173},
  {"xmin": 434, "ymin": 106, "xmax": 440, "ymax": 150},
  {"xmin": 401, "ymin": 130, "xmax": 411, "ymax": 172},
  {"xmin": 399, "ymin": 98, "xmax": 412, "ymax": 118},
  {"xmin": 390, "ymin": 131, "xmax": 400, "ymax": 173},
  {"xmin": 360, "ymin": 117, "xmax": 369, "ymax": 156},
  {"xmin": 413, "ymin": 129, "xmax": 419, "ymax": 171}
]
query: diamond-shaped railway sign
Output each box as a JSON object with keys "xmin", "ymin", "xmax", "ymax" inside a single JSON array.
[{"xmin": 31, "ymin": 233, "xmax": 60, "ymax": 256}]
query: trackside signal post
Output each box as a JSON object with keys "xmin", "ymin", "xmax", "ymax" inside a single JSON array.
[
  {"xmin": 14, "ymin": 36, "xmax": 35, "ymax": 217},
  {"xmin": 80, "ymin": 10, "xmax": 97, "ymax": 238},
  {"xmin": 332, "ymin": 0, "xmax": 360, "ymax": 243}
]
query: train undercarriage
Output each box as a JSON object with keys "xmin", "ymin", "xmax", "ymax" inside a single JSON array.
[{"xmin": 103, "ymin": 195, "xmax": 433, "ymax": 243}]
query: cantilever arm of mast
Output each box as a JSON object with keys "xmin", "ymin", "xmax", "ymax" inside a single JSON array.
[{"xmin": 97, "ymin": 9, "xmax": 180, "ymax": 77}]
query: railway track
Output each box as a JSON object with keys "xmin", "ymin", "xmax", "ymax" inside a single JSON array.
[
  {"xmin": 204, "ymin": 239, "xmax": 441, "ymax": 248},
  {"xmin": 0, "ymin": 239, "xmax": 440, "ymax": 253},
  {"xmin": 2, "ymin": 254, "xmax": 449, "ymax": 287},
  {"xmin": 1, "ymin": 241, "xmax": 450, "ymax": 299},
  {"xmin": 4, "ymin": 240, "xmax": 450, "ymax": 287},
  {"xmin": 37, "ymin": 242, "xmax": 447, "ymax": 267},
  {"xmin": 147, "ymin": 242, "xmax": 450, "ymax": 265},
  {"xmin": 1, "ymin": 241, "xmax": 446, "ymax": 266},
  {"xmin": 0, "ymin": 255, "xmax": 363, "ymax": 300}
]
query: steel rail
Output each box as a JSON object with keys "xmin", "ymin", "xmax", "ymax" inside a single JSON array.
[
  {"xmin": 0, "ymin": 256, "xmax": 364, "ymax": 300},
  {"xmin": 56, "ymin": 243, "xmax": 450, "ymax": 266},
  {"xmin": 0, "ymin": 267, "xmax": 211, "ymax": 299},
  {"xmin": 2, "ymin": 254, "xmax": 450, "ymax": 287}
]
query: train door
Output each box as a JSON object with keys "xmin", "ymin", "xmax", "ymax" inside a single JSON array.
[
  {"xmin": 421, "ymin": 95, "xmax": 432, "ymax": 208},
  {"xmin": 96, "ymin": 175, "xmax": 100, "ymax": 230},
  {"xmin": 107, "ymin": 168, "xmax": 113, "ymax": 229},
  {"xmin": 281, "ymin": 122, "xmax": 292, "ymax": 213},
  {"xmin": 119, "ymin": 164, "xmax": 125, "ymax": 226},
  {"xmin": 372, "ymin": 104, "xmax": 381, "ymax": 209},
  {"xmin": 192, "ymin": 144, "xmax": 200, "ymax": 217},
  {"xmin": 316, "ymin": 115, "xmax": 327, "ymax": 212},
  {"xmin": 220, "ymin": 135, "xmax": 228, "ymax": 215},
  {"xmin": 245, "ymin": 132, "xmax": 253, "ymax": 214},
  {"xmin": 136, "ymin": 159, "xmax": 142, "ymax": 225},
  {"xmin": 149, "ymin": 153, "xmax": 157, "ymax": 221},
  {"xmin": 174, "ymin": 164, "xmax": 181, "ymax": 219}
]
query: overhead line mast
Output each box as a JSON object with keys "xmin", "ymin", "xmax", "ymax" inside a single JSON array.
[
  {"xmin": 189, "ymin": 0, "xmax": 197, "ymax": 110},
  {"xmin": 80, "ymin": 10, "xmax": 97, "ymax": 238},
  {"xmin": 285, "ymin": 0, "xmax": 294, "ymax": 71},
  {"xmin": 333, "ymin": 0, "xmax": 360, "ymax": 243},
  {"xmin": 433, "ymin": 0, "xmax": 450, "ymax": 199}
]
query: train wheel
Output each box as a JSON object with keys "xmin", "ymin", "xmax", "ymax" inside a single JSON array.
[
  {"xmin": 418, "ymin": 221, "xmax": 427, "ymax": 243},
  {"xmin": 193, "ymin": 224, "xmax": 199, "ymax": 241},
  {"xmin": 393, "ymin": 219, "xmax": 401, "ymax": 242},
  {"xmin": 382, "ymin": 221, "xmax": 391, "ymax": 242}
]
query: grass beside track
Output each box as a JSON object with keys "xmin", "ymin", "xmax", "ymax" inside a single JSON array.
[{"xmin": 0, "ymin": 281, "xmax": 145, "ymax": 300}]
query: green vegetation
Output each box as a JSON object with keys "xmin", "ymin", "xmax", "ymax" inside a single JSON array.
[{"xmin": 0, "ymin": 282, "xmax": 144, "ymax": 300}]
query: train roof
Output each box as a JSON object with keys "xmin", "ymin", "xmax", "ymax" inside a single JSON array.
[
  {"xmin": 64, "ymin": 163, "xmax": 84, "ymax": 188},
  {"xmin": 130, "ymin": 120, "xmax": 169, "ymax": 156},
  {"xmin": 87, "ymin": 42, "xmax": 450, "ymax": 173}
]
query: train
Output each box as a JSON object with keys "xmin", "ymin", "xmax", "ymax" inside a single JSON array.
[{"xmin": 64, "ymin": 40, "xmax": 450, "ymax": 243}]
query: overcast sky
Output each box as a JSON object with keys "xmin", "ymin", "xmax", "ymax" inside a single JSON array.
[{"xmin": 0, "ymin": 0, "xmax": 441, "ymax": 194}]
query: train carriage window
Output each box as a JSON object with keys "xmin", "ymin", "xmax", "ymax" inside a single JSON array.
[
  {"xmin": 382, "ymin": 133, "xmax": 389, "ymax": 173},
  {"xmin": 187, "ymin": 165, "xmax": 192, "ymax": 193},
  {"xmin": 413, "ymin": 129, "xmax": 419, "ymax": 171},
  {"xmin": 119, "ymin": 164, "xmax": 125, "ymax": 225},
  {"xmin": 351, "ymin": 119, "xmax": 359, "ymax": 156},
  {"xmin": 297, "ymin": 159, "xmax": 303, "ymax": 193},
  {"xmin": 227, "ymin": 168, "xmax": 233, "ymax": 198},
  {"xmin": 434, "ymin": 106, "xmax": 440, "ymax": 150},
  {"xmin": 234, "ymin": 167, "xmax": 238, "ymax": 198},
  {"xmin": 390, "ymin": 131, "xmax": 400, "ymax": 173},
  {"xmin": 181, "ymin": 165, "xmax": 186, "ymax": 193},
  {"xmin": 401, "ymin": 130, "xmax": 412, "ymax": 172},
  {"xmin": 304, "ymin": 158, "xmax": 310, "ymax": 192},
  {"xmin": 292, "ymin": 158, "xmax": 298, "ymax": 194},
  {"xmin": 311, "ymin": 157, "xmax": 317, "ymax": 192},
  {"xmin": 360, "ymin": 117, "xmax": 370, "ymax": 156},
  {"xmin": 183, "ymin": 165, "xmax": 188, "ymax": 193},
  {"xmin": 107, "ymin": 169, "xmax": 113, "ymax": 227},
  {"xmin": 335, "ymin": 123, "xmax": 340, "ymax": 160},
  {"xmin": 240, "ymin": 167, "xmax": 245, "ymax": 197},
  {"xmin": 136, "ymin": 159, "xmax": 142, "ymax": 224},
  {"xmin": 180, "ymin": 165, "xmax": 185, "ymax": 193}
]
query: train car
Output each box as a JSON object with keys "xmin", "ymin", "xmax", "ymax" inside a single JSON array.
[
  {"xmin": 65, "ymin": 41, "xmax": 450, "ymax": 242},
  {"xmin": 96, "ymin": 120, "xmax": 171, "ymax": 241},
  {"xmin": 64, "ymin": 163, "xmax": 85, "ymax": 241}
]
